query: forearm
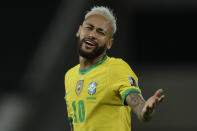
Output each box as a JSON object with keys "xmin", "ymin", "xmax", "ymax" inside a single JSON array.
[
  {"xmin": 126, "ymin": 89, "xmax": 164, "ymax": 122},
  {"xmin": 132, "ymin": 102, "xmax": 146, "ymax": 121},
  {"xmin": 126, "ymin": 93, "xmax": 153, "ymax": 122}
]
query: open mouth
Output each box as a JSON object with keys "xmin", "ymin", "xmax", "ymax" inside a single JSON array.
[
  {"xmin": 85, "ymin": 40, "xmax": 96, "ymax": 46},
  {"xmin": 83, "ymin": 39, "xmax": 97, "ymax": 49}
]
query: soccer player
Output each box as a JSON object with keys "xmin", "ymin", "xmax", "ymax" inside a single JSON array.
[{"xmin": 64, "ymin": 6, "xmax": 165, "ymax": 131}]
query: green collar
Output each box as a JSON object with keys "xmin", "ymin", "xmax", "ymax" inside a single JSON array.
[{"xmin": 79, "ymin": 55, "xmax": 108, "ymax": 75}]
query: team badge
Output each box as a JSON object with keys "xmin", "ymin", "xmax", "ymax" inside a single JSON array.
[
  {"xmin": 76, "ymin": 80, "xmax": 84, "ymax": 95},
  {"xmin": 88, "ymin": 82, "xmax": 97, "ymax": 95},
  {"xmin": 128, "ymin": 77, "xmax": 138, "ymax": 87}
]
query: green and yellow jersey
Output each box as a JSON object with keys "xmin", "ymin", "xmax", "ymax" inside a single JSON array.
[{"xmin": 64, "ymin": 55, "xmax": 141, "ymax": 131}]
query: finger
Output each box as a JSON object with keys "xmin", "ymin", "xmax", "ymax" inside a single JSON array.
[
  {"xmin": 146, "ymin": 105, "xmax": 151, "ymax": 113},
  {"xmin": 149, "ymin": 99, "xmax": 155, "ymax": 109},
  {"xmin": 146, "ymin": 105, "xmax": 154, "ymax": 114},
  {"xmin": 152, "ymin": 98, "xmax": 158, "ymax": 109},
  {"xmin": 154, "ymin": 97, "xmax": 159, "ymax": 107},
  {"xmin": 154, "ymin": 89, "xmax": 163, "ymax": 97},
  {"xmin": 152, "ymin": 102, "xmax": 156, "ymax": 109},
  {"xmin": 158, "ymin": 95, "xmax": 165, "ymax": 103},
  {"xmin": 155, "ymin": 97, "xmax": 159, "ymax": 104}
]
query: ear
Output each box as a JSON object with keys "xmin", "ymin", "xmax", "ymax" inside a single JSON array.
[
  {"xmin": 107, "ymin": 38, "xmax": 114, "ymax": 50},
  {"xmin": 76, "ymin": 25, "xmax": 82, "ymax": 37}
]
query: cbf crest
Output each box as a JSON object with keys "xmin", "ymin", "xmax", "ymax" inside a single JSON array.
[
  {"xmin": 76, "ymin": 80, "xmax": 84, "ymax": 95},
  {"xmin": 128, "ymin": 77, "xmax": 138, "ymax": 87},
  {"xmin": 88, "ymin": 82, "xmax": 97, "ymax": 95}
]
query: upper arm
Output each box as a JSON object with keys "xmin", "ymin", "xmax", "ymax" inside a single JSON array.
[{"xmin": 109, "ymin": 59, "xmax": 141, "ymax": 104}]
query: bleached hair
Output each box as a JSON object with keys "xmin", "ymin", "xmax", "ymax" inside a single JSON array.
[{"xmin": 85, "ymin": 6, "xmax": 117, "ymax": 35}]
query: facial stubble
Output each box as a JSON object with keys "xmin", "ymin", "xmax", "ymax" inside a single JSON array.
[{"xmin": 77, "ymin": 38, "xmax": 107, "ymax": 60}]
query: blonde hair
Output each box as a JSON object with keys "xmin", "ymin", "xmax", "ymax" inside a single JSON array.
[{"xmin": 85, "ymin": 6, "xmax": 117, "ymax": 35}]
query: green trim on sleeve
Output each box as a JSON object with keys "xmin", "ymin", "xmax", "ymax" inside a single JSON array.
[
  {"xmin": 68, "ymin": 117, "xmax": 73, "ymax": 122},
  {"xmin": 121, "ymin": 88, "xmax": 141, "ymax": 104},
  {"xmin": 78, "ymin": 55, "xmax": 108, "ymax": 75}
]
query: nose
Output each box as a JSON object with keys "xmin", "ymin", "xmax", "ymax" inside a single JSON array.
[{"xmin": 88, "ymin": 29, "xmax": 97, "ymax": 40}]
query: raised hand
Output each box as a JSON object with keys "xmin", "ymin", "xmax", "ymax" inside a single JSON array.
[{"xmin": 141, "ymin": 89, "xmax": 165, "ymax": 121}]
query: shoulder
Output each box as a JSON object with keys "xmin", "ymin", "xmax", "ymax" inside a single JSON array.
[
  {"xmin": 65, "ymin": 64, "xmax": 80, "ymax": 79},
  {"xmin": 107, "ymin": 56, "xmax": 138, "ymax": 80},
  {"xmin": 108, "ymin": 57, "xmax": 132, "ymax": 71}
]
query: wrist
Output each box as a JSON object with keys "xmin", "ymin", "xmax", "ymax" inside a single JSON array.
[{"xmin": 141, "ymin": 110, "xmax": 155, "ymax": 122}]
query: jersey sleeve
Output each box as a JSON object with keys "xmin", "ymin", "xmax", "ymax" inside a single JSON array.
[
  {"xmin": 64, "ymin": 72, "xmax": 73, "ymax": 123},
  {"xmin": 109, "ymin": 59, "xmax": 141, "ymax": 105}
]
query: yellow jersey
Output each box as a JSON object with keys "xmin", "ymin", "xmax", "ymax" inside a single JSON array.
[{"xmin": 64, "ymin": 55, "xmax": 141, "ymax": 131}]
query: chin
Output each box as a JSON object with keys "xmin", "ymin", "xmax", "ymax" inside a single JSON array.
[{"xmin": 78, "ymin": 50, "xmax": 94, "ymax": 59}]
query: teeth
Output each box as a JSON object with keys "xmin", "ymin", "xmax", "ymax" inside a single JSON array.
[{"xmin": 86, "ymin": 40, "xmax": 94, "ymax": 46}]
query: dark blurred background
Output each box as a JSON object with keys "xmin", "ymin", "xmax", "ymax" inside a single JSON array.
[{"xmin": 0, "ymin": 0, "xmax": 197, "ymax": 131}]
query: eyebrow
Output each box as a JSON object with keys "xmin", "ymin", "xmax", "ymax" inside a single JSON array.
[{"xmin": 85, "ymin": 23, "xmax": 94, "ymax": 28}]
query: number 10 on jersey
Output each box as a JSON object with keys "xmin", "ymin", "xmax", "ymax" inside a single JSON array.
[{"xmin": 72, "ymin": 100, "xmax": 85, "ymax": 123}]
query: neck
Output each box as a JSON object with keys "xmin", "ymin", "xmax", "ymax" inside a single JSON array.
[{"xmin": 79, "ymin": 53, "xmax": 106, "ymax": 71}]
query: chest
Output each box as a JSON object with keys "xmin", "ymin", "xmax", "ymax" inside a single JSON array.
[{"xmin": 68, "ymin": 66, "xmax": 120, "ymax": 104}]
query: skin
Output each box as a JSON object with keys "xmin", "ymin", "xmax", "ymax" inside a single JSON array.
[
  {"xmin": 126, "ymin": 89, "xmax": 165, "ymax": 122},
  {"xmin": 76, "ymin": 14, "xmax": 114, "ymax": 71},
  {"xmin": 69, "ymin": 13, "xmax": 165, "ymax": 130},
  {"xmin": 69, "ymin": 122, "xmax": 73, "ymax": 131}
]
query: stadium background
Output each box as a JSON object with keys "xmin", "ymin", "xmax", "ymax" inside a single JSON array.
[{"xmin": 0, "ymin": 0, "xmax": 197, "ymax": 131}]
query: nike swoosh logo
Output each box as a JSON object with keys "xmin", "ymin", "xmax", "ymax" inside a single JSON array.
[{"xmin": 65, "ymin": 90, "xmax": 72, "ymax": 96}]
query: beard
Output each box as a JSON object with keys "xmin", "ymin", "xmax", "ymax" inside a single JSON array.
[{"xmin": 77, "ymin": 38, "xmax": 107, "ymax": 60}]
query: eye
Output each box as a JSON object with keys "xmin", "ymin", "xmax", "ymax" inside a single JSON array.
[
  {"xmin": 85, "ymin": 26, "xmax": 93, "ymax": 30},
  {"xmin": 97, "ymin": 31, "xmax": 105, "ymax": 36}
]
